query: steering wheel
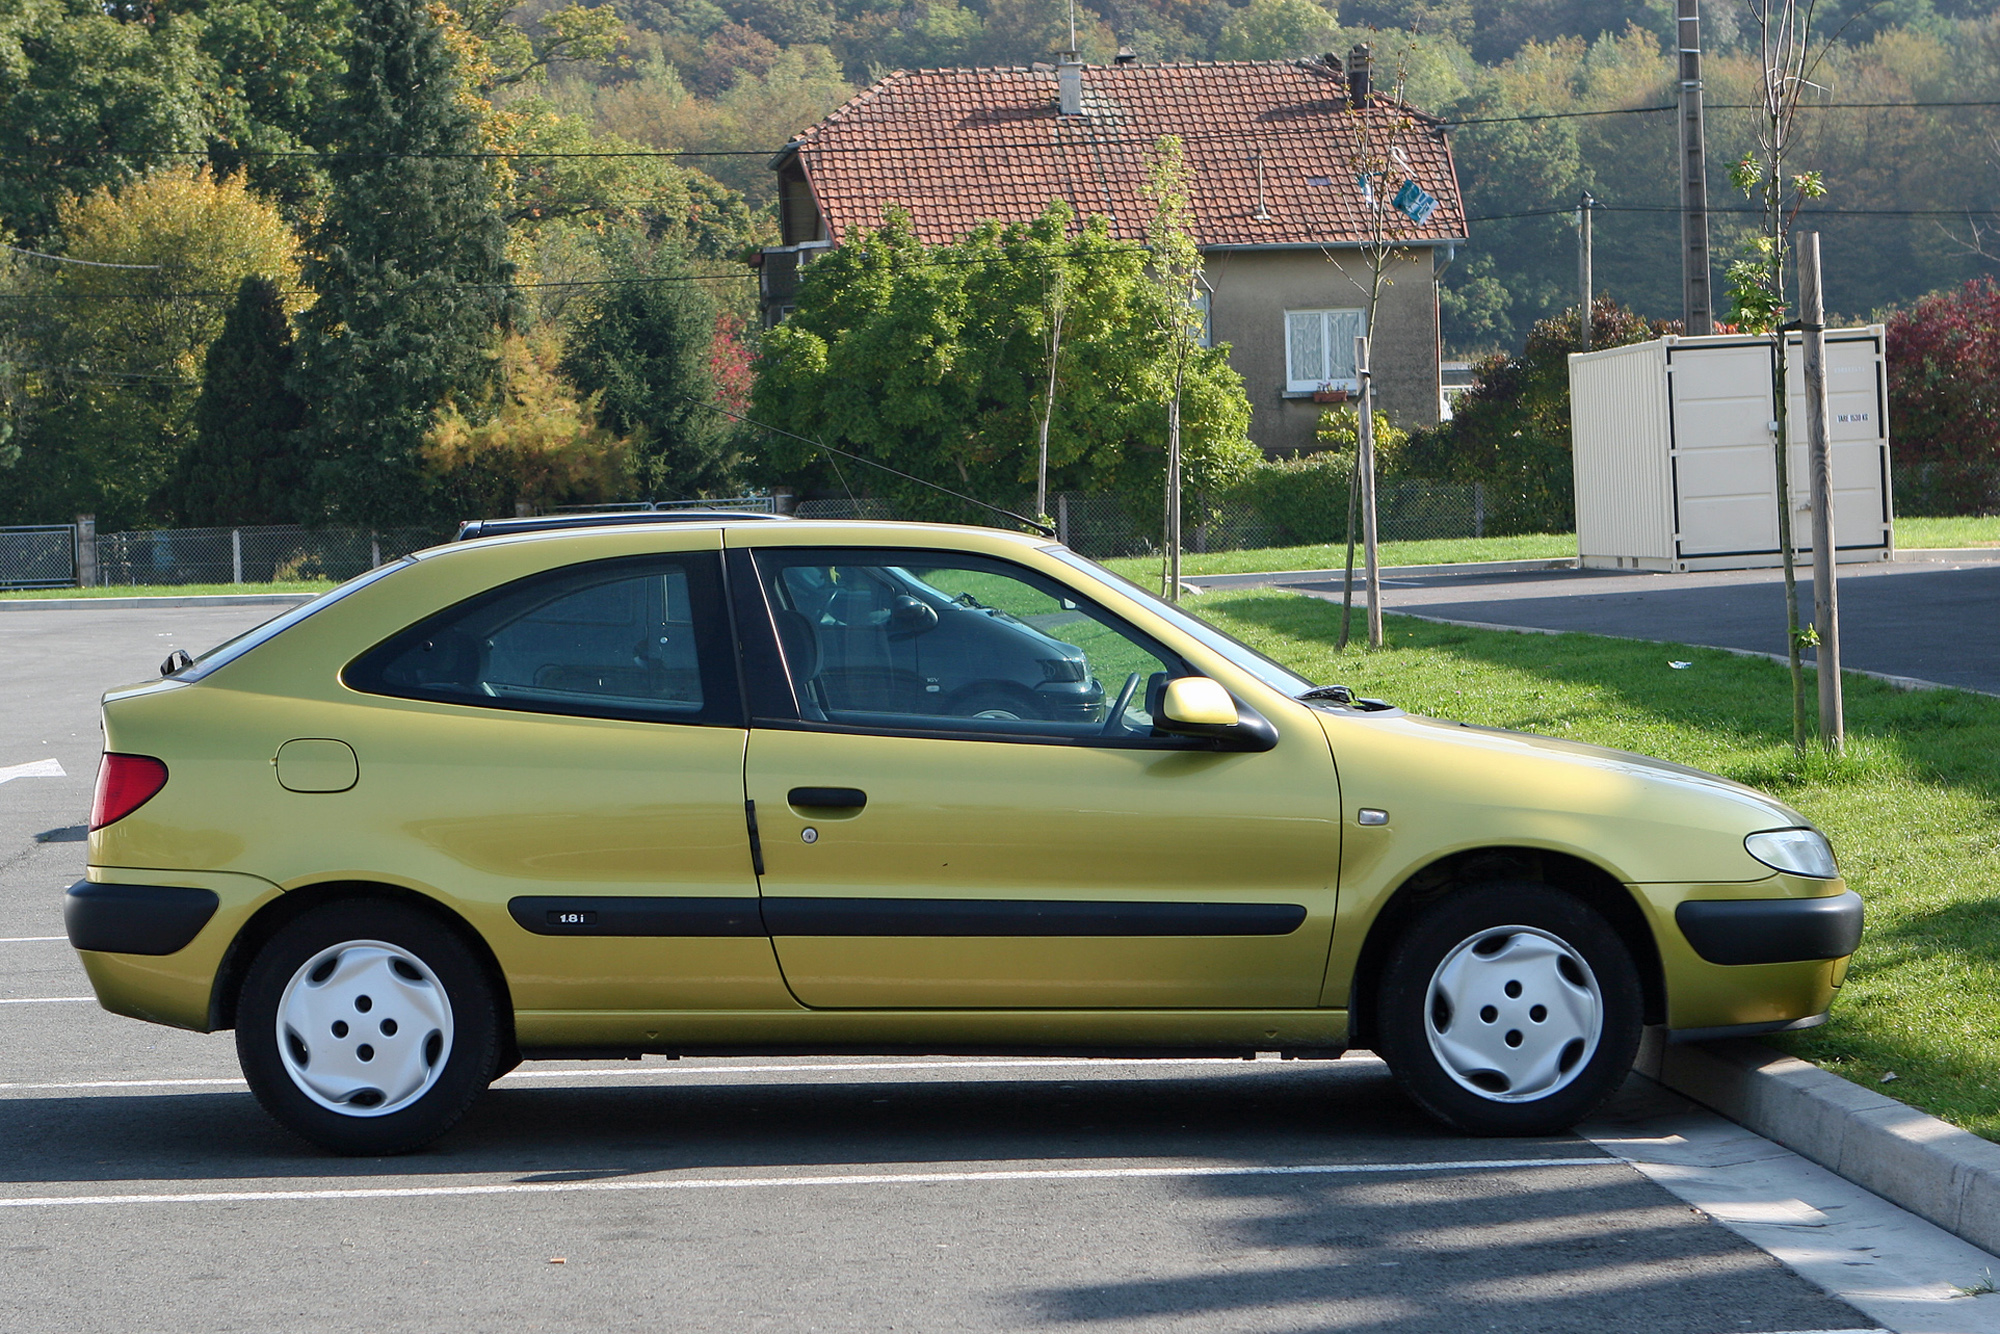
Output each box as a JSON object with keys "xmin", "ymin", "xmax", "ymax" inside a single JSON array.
[{"xmin": 1100, "ymin": 672, "xmax": 1145, "ymax": 736}]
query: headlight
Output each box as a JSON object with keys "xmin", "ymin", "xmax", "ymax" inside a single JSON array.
[{"xmin": 1744, "ymin": 828, "xmax": 1839, "ymax": 879}]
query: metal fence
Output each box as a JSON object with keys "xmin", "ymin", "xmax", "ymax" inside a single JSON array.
[
  {"xmin": 0, "ymin": 525, "xmax": 78, "ymax": 589},
  {"xmin": 87, "ymin": 525, "xmax": 452, "ymax": 588}
]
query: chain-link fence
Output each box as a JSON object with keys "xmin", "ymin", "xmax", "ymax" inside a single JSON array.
[
  {"xmin": 87, "ymin": 525, "xmax": 453, "ymax": 588},
  {"xmin": 0, "ymin": 525, "xmax": 79, "ymax": 589}
]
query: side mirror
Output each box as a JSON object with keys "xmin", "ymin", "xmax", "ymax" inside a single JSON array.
[
  {"xmin": 1154, "ymin": 677, "xmax": 1278, "ymax": 751},
  {"xmin": 887, "ymin": 595, "xmax": 940, "ymax": 640}
]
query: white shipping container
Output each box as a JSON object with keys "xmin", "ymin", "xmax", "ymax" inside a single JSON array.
[{"xmin": 1568, "ymin": 329, "xmax": 1893, "ymax": 572}]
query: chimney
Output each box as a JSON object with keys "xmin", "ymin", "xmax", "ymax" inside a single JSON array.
[
  {"xmin": 1058, "ymin": 57, "xmax": 1083, "ymax": 115},
  {"xmin": 1346, "ymin": 43, "xmax": 1372, "ymax": 107},
  {"xmin": 1114, "ymin": 46, "xmax": 1136, "ymax": 65}
]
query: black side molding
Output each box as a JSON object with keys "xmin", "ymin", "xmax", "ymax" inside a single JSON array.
[
  {"xmin": 508, "ymin": 896, "xmax": 765, "ymax": 937},
  {"xmin": 761, "ymin": 897, "xmax": 1308, "ymax": 937},
  {"xmin": 64, "ymin": 881, "xmax": 220, "ymax": 955},
  {"xmin": 1675, "ymin": 891, "xmax": 1864, "ymax": 966}
]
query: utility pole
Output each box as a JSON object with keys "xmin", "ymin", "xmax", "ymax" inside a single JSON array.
[
  {"xmin": 1799, "ymin": 231, "xmax": 1843, "ymax": 752},
  {"xmin": 1678, "ymin": 0, "xmax": 1715, "ymax": 334},
  {"xmin": 1355, "ymin": 334, "xmax": 1382, "ymax": 649},
  {"xmin": 1577, "ymin": 191, "xmax": 1594, "ymax": 351}
]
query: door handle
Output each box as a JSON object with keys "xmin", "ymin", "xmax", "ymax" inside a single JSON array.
[{"xmin": 788, "ymin": 787, "xmax": 867, "ymax": 810}]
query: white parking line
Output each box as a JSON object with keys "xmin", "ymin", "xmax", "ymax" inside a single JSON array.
[
  {"xmin": 0, "ymin": 997, "xmax": 93, "ymax": 1005},
  {"xmin": 0, "ymin": 1055, "xmax": 1323, "ymax": 1094},
  {"xmin": 0, "ymin": 1156, "xmax": 1625, "ymax": 1210},
  {"xmin": 0, "ymin": 937, "xmax": 68, "ymax": 944}
]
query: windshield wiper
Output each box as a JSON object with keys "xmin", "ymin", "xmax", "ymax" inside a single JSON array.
[{"xmin": 1296, "ymin": 684, "xmax": 1355, "ymax": 703}]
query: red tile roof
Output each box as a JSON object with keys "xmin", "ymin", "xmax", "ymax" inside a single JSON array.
[{"xmin": 781, "ymin": 61, "xmax": 1466, "ymax": 250}]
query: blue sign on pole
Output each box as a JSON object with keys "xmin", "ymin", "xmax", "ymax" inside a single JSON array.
[{"xmin": 1393, "ymin": 178, "xmax": 1438, "ymax": 224}]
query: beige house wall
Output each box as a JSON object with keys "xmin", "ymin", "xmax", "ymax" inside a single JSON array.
[{"xmin": 1203, "ymin": 247, "xmax": 1442, "ymax": 456}]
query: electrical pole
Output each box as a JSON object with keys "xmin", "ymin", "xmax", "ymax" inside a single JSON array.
[
  {"xmin": 1577, "ymin": 191, "xmax": 1594, "ymax": 351},
  {"xmin": 1355, "ymin": 334, "xmax": 1382, "ymax": 649},
  {"xmin": 1678, "ymin": 0, "xmax": 1715, "ymax": 334},
  {"xmin": 1800, "ymin": 232, "xmax": 1843, "ymax": 753}
]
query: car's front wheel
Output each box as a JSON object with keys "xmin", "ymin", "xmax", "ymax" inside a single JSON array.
[
  {"xmin": 236, "ymin": 899, "xmax": 500, "ymax": 1155},
  {"xmin": 1374, "ymin": 882, "xmax": 1642, "ymax": 1136}
]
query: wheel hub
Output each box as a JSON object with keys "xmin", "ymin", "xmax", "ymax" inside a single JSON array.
[
  {"xmin": 275, "ymin": 940, "xmax": 454, "ymax": 1117},
  {"xmin": 1423, "ymin": 926, "xmax": 1602, "ymax": 1103}
]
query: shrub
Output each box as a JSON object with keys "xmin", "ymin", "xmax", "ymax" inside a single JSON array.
[{"xmin": 1886, "ymin": 279, "xmax": 2000, "ymax": 516}]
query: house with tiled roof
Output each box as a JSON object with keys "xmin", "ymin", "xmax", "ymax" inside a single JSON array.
[{"xmin": 755, "ymin": 47, "xmax": 1468, "ymax": 454}]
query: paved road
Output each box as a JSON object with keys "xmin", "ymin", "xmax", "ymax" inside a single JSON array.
[
  {"xmin": 1271, "ymin": 558, "xmax": 2000, "ymax": 697},
  {"xmin": 1, "ymin": 605, "xmax": 1993, "ymax": 1331}
]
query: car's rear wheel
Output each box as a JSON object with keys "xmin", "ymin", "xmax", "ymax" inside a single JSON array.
[
  {"xmin": 236, "ymin": 899, "xmax": 500, "ymax": 1155},
  {"xmin": 1374, "ymin": 882, "xmax": 1642, "ymax": 1136}
]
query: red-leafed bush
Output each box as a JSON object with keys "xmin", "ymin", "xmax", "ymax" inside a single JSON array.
[
  {"xmin": 709, "ymin": 310, "xmax": 754, "ymax": 415},
  {"xmin": 1886, "ymin": 279, "xmax": 2000, "ymax": 515}
]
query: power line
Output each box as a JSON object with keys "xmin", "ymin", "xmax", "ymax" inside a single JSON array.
[{"xmin": 1, "ymin": 243, "xmax": 161, "ymax": 270}]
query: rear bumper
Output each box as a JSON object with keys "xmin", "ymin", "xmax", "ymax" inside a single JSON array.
[
  {"xmin": 65, "ymin": 880, "xmax": 218, "ymax": 955},
  {"xmin": 1675, "ymin": 891, "xmax": 1864, "ymax": 965}
]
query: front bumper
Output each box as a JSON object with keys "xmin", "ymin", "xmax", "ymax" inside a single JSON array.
[{"xmin": 1676, "ymin": 891, "xmax": 1863, "ymax": 965}]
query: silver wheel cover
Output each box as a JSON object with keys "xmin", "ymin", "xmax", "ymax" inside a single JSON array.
[
  {"xmin": 275, "ymin": 939, "xmax": 454, "ymax": 1118},
  {"xmin": 1423, "ymin": 925, "xmax": 1603, "ymax": 1103}
]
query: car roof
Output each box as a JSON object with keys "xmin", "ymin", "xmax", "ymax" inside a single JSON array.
[{"xmin": 454, "ymin": 511, "xmax": 791, "ymax": 541}]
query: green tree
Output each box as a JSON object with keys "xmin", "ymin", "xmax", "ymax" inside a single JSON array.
[
  {"xmin": 294, "ymin": 0, "xmax": 516, "ymax": 526},
  {"xmin": 750, "ymin": 204, "xmax": 1254, "ymax": 527},
  {"xmin": 560, "ymin": 239, "xmax": 738, "ymax": 498},
  {"xmin": 0, "ymin": 0, "xmax": 218, "ymax": 244},
  {"xmin": 3, "ymin": 167, "xmax": 302, "ymax": 528},
  {"xmin": 171, "ymin": 274, "xmax": 309, "ymax": 525}
]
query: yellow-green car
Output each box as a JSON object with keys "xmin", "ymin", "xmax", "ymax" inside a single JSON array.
[{"xmin": 67, "ymin": 516, "xmax": 1861, "ymax": 1154}]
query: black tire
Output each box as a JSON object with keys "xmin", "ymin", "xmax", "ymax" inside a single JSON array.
[
  {"xmin": 235, "ymin": 899, "xmax": 501, "ymax": 1155},
  {"xmin": 950, "ymin": 684, "xmax": 1047, "ymax": 721},
  {"xmin": 1374, "ymin": 881, "xmax": 1642, "ymax": 1136}
]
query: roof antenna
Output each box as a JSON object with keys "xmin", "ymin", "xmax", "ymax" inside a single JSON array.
[{"xmin": 1066, "ymin": 0, "xmax": 1077, "ymax": 58}]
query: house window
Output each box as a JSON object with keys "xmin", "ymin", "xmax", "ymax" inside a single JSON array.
[
  {"xmin": 1193, "ymin": 288, "xmax": 1211, "ymax": 348},
  {"xmin": 1285, "ymin": 309, "xmax": 1366, "ymax": 393}
]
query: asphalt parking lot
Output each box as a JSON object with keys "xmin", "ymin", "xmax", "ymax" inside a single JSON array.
[
  {"xmin": 3, "ymin": 604, "xmax": 1995, "ymax": 1332},
  {"xmin": 1274, "ymin": 558, "xmax": 2000, "ymax": 697}
]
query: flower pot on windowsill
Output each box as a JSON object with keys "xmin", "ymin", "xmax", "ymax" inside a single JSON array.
[{"xmin": 1312, "ymin": 388, "xmax": 1348, "ymax": 404}]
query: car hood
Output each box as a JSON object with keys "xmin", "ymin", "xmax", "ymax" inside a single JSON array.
[{"xmin": 1311, "ymin": 707, "xmax": 1816, "ymax": 884}]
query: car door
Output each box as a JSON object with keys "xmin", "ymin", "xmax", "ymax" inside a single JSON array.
[
  {"xmin": 339, "ymin": 537, "xmax": 789, "ymax": 1017},
  {"xmin": 732, "ymin": 542, "xmax": 1343, "ymax": 1010}
]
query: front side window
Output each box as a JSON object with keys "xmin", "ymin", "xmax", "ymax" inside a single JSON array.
[
  {"xmin": 1286, "ymin": 308, "xmax": 1366, "ymax": 392},
  {"xmin": 346, "ymin": 554, "xmax": 738, "ymax": 726},
  {"xmin": 750, "ymin": 549, "xmax": 1188, "ymax": 741}
]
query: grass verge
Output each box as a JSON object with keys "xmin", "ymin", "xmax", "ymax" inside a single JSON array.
[
  {"xmin": 1899, "ymin": 515, "xmax": 2000, "ymax": 548},
  {"xmin": 0, "ymin": 581, "xmax": 331, "ymax": 600},
  {"xmin": 1102, "ymin": 533, "xmax": 1577, "ymax": 582},
  {"xmin": 1195, "ymin": 588, "xmax": 2000, "ymax": 1140}
]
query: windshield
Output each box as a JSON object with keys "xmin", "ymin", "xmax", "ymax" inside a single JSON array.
[
  {"xmin": 174, "ymin": 558, "xmax": 416, "ymax": 682},
  {"xmin": 1042, "ymin": 546, "xmax": 1315, "ymax": 696}
]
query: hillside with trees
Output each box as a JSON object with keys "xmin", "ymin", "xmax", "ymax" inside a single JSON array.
[{"xmin": 4, "ymin": 0, "xmax": 2000, "ymax": 528}]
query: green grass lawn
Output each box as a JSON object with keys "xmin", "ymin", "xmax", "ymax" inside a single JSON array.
[
  {"xmin": 1195, "ymin": 589, "xmax": 2000, "ymax": 1140},
  {"xmin": 1899, "ymin": 514, "xmax": 2000, "ymax": 548},
  {"xmin": 0, "ymin": 581, "xmax": 330, "ymax": 599},
  {"xmin": 1102, "ymin": 533, "xmax": 1578, "ymax": 582}
]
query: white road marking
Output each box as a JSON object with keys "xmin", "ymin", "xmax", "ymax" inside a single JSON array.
[
  {"xmin": 0, "ymin": 758, "xmax": 66, "ymax": 784},
  {"xmin": 0, "ymin": 936, "xmax": 68, "ymax": 943},
  {"xmin": 0, "ymin": 997, "xmax": 93, "ymax": 1005},
  {"xmin": 0, "ymin": 1156, "xmax": 1624, "ymax": 1210}
]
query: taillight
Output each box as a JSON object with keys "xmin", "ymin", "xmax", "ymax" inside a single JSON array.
[{"xmin": 91, "ymin": 753, "xmax": 168, "ymax": 831}]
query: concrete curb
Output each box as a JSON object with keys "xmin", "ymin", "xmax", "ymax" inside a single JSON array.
[
  {"xmin": 1894, "ymin": 546, "xmax": 2000, "ymax": 563},
  {"xmin": 0, "ymin": 593, "xmax": 314, "ymax": 612},
  {"xmin": 1642, "ymin": 1036, "xmax": 2000, "ymax": 1260}
]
